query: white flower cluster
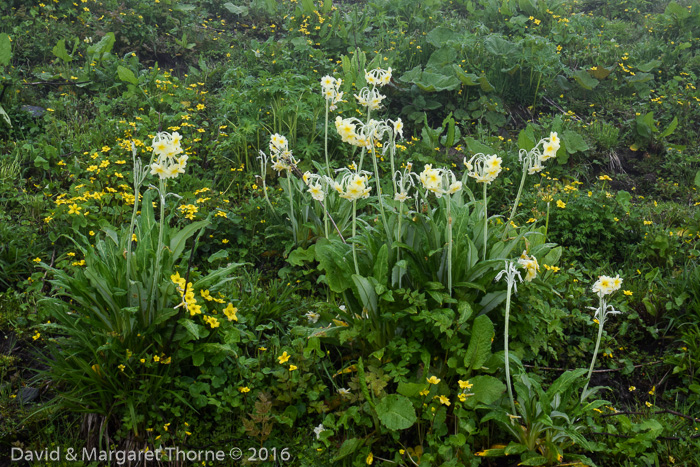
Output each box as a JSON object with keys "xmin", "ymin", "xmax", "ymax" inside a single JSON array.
[
  {"xmin": 517, "ymin": 250, "xmax": 539, "ymax": 282},
  {"xmin": 464, "ymin": 153, "xmax": 503, "ymax": 184},
  {"xmin": 522, "ymin": 132, "xmax": 561, "ymax": 174},
  {"xmin": 333, "ymin": 165, "xmax": 372, "ymax": 201},
  {"xmin": 320, "ymin": 75, "xmax": 343, "ymax": 111},
  {"xmin": 150, "ymin": 132, "xmax": 187, "ymax": 180},
  {"xmin": 592, "ymin": 274, "xmax": 623, "ymax": 297},
  {"xmin": 268, "ymin": 133, "xmax": 299, "ymax": 174},
  {"xmin": 418, "ymin": 164, "xmax": 462, "ymax": 198}
]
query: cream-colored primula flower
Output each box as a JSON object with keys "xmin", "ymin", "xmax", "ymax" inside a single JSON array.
[
  {"xmin": 465, "ymin": 153, "xmax": 503, "ymax": 184},
  {"xmin": 334, "ymin": 165, "xmax": 372, "ymax": 201},
  {"xmin": 150, "ymin": 132, "xmax": 187, "ymax": 179},
  {"xmin": 517, "ymin": 250, "xmax": 539, "ymax": 282}
]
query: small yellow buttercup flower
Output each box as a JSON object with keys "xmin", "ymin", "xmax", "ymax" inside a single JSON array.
[
  {"xmin": 278, "ymin": 351, "xmax": 291, "ymax": 364},
  {"xmin": 426, "ymin": 376, "xmax": 441, "ymax": 385}
]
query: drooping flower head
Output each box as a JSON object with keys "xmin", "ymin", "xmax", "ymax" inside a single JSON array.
[
  {"xmin": 517, "ymin": 250, "xmax": 539, "ymax": 282},
  {"xmin": 321, "ymin": 75, "xmax": 343, "ymax": 111},
  {"xmin": 365, "ymin": 67, "xmax": 392, "ymax": 87},
  {"xmin": 519, "ymin": 132, "xmax": 561, "ymax": 175},
  {"xmin": 334, "ymin": 164, "xmax": 373, "ymax": 201},
  {"xmin": 150, "ymin": 131, "xmax": 187, "ymax": 179},
  {"xmin": 266, "ymin": 133, "xmax": 299, "ymax": 174},
  {"xmin": 393, "ymin": 162, "xmax": 418, "ymax": 202},
  {"xmin": 303, "ymin": 171, "xmax": 326, "ymax": 202},
  {"xmin": 465, "ymin": 153, "xmax": 503, "ymax": 184},
  {"xmin": 354, "ymin": 86, "xmax": 386, "ymax": 111},
  {"xmin": 418, "ymin": 164, "xmax": 462, "ymax": 198}
]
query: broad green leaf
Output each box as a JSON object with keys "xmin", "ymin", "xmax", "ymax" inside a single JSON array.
[
  {"xmin": 464, "ymin": 315, "xmax": 494, "ymax": 371},
  {"xmin": 626, "ymin": 71, "xmax": 654, "ymax": 84},
  {"xmin": 562, "ymin": 130, "xmax": 589, "ymax": 154},
  {"xmin": 659, "ymin": 116, "xmax": 678, "ymax": 139},
  {"xmin": 375, "ymin": 394, "xmax": 417, "ymax": 430},
  {"xmin": 637, "ymin": 59, "xmax": 662, "ymax": 73},
  {"xmin": 484, "ymin": 35, "xmax": 519, "ymax": 58},
  {"xmin": 52, "ymin": 39, "xmax": 73, "ymax": 63},
  {"xmin": 0, "ymin": 104, "xmax": 11, "ymax": 127},
  {"xmin": 192, "ymin": 353, "xmax": 204, "ymax": 366},
  {"xmin": 87, "ymin": 32, "xmax": 115, "ymax": 57},
  {"xmin": 518, "ymin": 125, "xmax": 536, "ymax": 151},
  {"xmin": 397, "ymin": 382, "xmax": 427, "ymax": 397},
  {"xmin": 172, "ymin": 3, "xmax": 196, "ymax": 11},
  {"xmin": 464, "ymin": 137, "xmax": 495, "ymax": 155},
  {"xmin": 170, "ymin": 219, "xmax": 210, "ymax": 263},
  {"xmin": 518, "ymin": 455, "xmax": 549, "ymax": 466},
  {"xmin": 315, "ymin": 238, "xmax": 354, "ymax": 293},
  {"xmin": 373, "ymin": 244, "xmax": 388, "ymax": 286},
  {"xmin": 288, "ymin": 245, "xmax": 315, "ymax": 266},
  {"xmin": 427, "ymin": 46, "xmax": 457, "ymax": 69},
  {"xmin": 546, "ymin": 369, "xmax": 587, "ymax": 398},
  {"xmin": 0, "ymin": 33, "xmax": 11, "ymax": 67},
  {"xmin": 426, "ymin": 27, "xmax": 456, "ymax": 48},
  {"xmin": 465, "ymin": 375, "xmax": 505, "ymax": 407},
  {"xmin": 589, "ymin": 65, "xmax": 613, "ymax": 80},
  {"xmin": 332, "ymin": 438, "xmax": 364, "ymax": 461},
  {"xmin": 665, "ymin": 1, "xmax": 690, "ymax": 19},
  {"xmin": 572, "ymin": 69, "xmax": 599, "ymax": 90},
  {"xmin": 179, "ymin": 318, "xmax": 203, "ymax": 339},
  {"xmin": 207, "ymin": 249, "xmax": 229, "ymax": 263},
  {"xmin": 117, "ymin": 65, "xmax": 139, "ymax": 85},
  {"xmin": 414, "ymin": 70, "xmax": 461, "ymax": 92},
  {"xmin": 694, "ymin": 169, "xmax": 700, "ymax": 188},
  {"xmin": 352, "ymin": 274, "xmax": 378, "ymax": 314}
]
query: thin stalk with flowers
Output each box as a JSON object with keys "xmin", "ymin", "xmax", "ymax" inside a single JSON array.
[
  {"xmin": 419, "ymin": 164, "xmax": 463, "ymax": 295},
  {"xmin": 502, "ymin": 132, "xmax": 560, "ymax": 241},
  {"xmin": 582, "ymin": 274, "xmax": 623, "ymax": 401},
  {"xmin": 333, "ymin": 164, "xmax": 372, "ymax": 274},
  {"xmin": 147, "ymin": 131, "xmax": 188, "ymax": 317},
  {"xmin": 320, "ymin": 75, "xmax": 343, "ymax": 178},
  {"xmin": 495, "ymin": 252, "xmax": 538, "ymax": 417},
  {"xmin": 125, "ymin": 142, "xmax": 149, "ymax": 283},
  {"xmin": 465, "ymin": 153, "xmax": 503, "ymax": 261},
  {"xmin": 393, "ymin": 162, "xmax": 418, "ymax": 288}
]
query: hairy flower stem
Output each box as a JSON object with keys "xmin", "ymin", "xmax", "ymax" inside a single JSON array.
[
  {"xmin": 324, "ymin": 101, "xmax": 331, "ymax": 178},
  {"xmin": 544, "ymin": 201, "xmax": 551, "ymax": 244},
  {"xmin": 150, "ymin": 179, "xmax": 167, "ymax": 323},
  {"xmin": 483, "ymin": 183, "xmax": 488, "ymax": 261},
  {"xmin": 502, "ymin": 160, "xmax": 530, "ymax": 241},
  {"xmin": 447, "ymin": 197, "xmax": 453, "ymax": 296},
  {"xmin": 370, "ymin": 146, "xmax": 391, "ymax": 243},
  {"xmin": 504, "ymin": 275, "xmax": 517, "ymax": 416},
  {"xmin": 286, "ymin": 174, "xmax": 297, "ymax": 245},
  {"xmin": 397, "ymin": 203, "xmax": 403, "ymax": 288},
  {"xmin": 126, "ymin": 145, "xmax": 142, "ymax": 284},
  {"xmin": 352, "ymin": 200, "xmax": 359, "ymax": 275},
  {"xmin": 582, "ymin": 297, "xmax": 606, "ymax": 401}
]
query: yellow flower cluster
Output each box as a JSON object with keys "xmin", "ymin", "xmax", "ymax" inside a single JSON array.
[{"xmin": 171, "ymin": 272, "xmax": 201, "ymax": 316}]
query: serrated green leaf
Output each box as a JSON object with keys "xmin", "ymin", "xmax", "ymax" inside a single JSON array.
[
  {"xmin": 464, "ymin": 315, "xmax": 494, "ymax": 371},
  {"xmin": 52, "ymin": 39, "xmax": 72, "ymax": 63}
]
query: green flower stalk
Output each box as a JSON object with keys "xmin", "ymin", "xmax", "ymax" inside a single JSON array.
[
  {"xmin": 582, "ymin": 275, "xmax": 623, "ymax": 401},
  {"xmin": 465, "ymin": 153, "xmax": 503, "ymax": 261},
  {"xmin": 495, "ymin": 260, "xmax": 523, "ymax": 416}
]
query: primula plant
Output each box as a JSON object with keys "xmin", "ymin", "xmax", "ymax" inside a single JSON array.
[{"xmin": 37, "ymin": 132, "xmax": 244, "ymax": 442}]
